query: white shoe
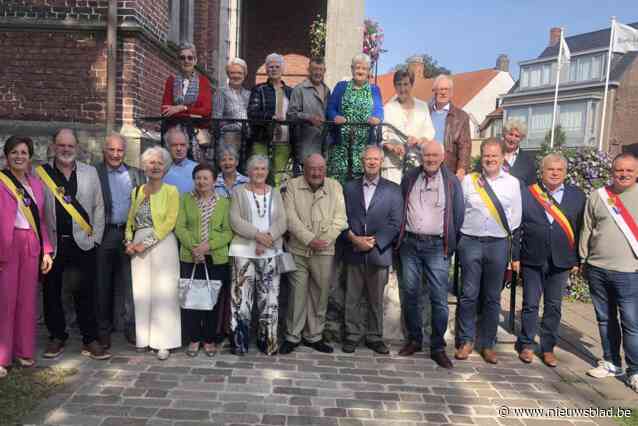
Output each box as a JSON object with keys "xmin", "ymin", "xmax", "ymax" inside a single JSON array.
[
  {"xmin": 157, "ymin": 349, "xmax": 170, "ymax": 361},
  {"xmin": 587, "ymin": 360, "xmax": 623, "ymax": 378},
  {"xmin": 629, "ymin": 374, "xmax": 638, "ymax": 393},
  {"xmin": 0, "ymin": 366, "xmax": 7, "ymax": 378}
]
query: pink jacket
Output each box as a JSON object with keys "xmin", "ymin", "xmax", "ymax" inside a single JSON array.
[{"xmin": 0, "ymin": 174, "xmax": 53, "ymax": 264}]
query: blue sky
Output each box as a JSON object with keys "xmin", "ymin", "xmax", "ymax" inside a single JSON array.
[{"xmin": 365, "ymin": 0, "xmax": 638, "ymax": 77}]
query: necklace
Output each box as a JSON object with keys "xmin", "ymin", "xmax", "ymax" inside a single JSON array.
[{"xmin": 251, "ymin": 189, "xmax": 267, "ymax": 218}]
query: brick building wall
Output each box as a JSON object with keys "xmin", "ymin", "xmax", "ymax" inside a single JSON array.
[{"xmin": 610, "ymin": 58, "xmax": 638, "ymax": 150}]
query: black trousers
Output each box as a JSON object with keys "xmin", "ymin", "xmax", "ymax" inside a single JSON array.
[
  {"xmin": 180, "ymin": 258, "xmax": 230, "ymax": 344},
  {"xmin": 95, "ymin": 226, "xmax": 135, "ymax": 337},
  {"xmin": 43, "ymin": 237, "xmax": 98, "ymax": 344}
]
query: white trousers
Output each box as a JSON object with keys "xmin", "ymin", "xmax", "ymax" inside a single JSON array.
[{"xmin": 131, "ymin": 229, "xmax": 181, "ymax": 350}]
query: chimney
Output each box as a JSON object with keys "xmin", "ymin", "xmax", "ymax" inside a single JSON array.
[
  {"xmin": 406, "ymin": 55, "xmax": 425, "ymax": 79},
  {"xmin": 549, "ymin": 27, "xmax": 561, "ymax": 46},
  {"xmin": 495, "ymin": 54, "xmax": 509, "ymax": 73}
]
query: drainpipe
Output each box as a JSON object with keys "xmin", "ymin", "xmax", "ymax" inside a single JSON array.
[{"xmin": 106, "ymin": 1, "xmax": 117, "ymax": 135}]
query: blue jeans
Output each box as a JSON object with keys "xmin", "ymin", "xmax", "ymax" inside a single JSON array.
[
  {"xmin": 456, "ymin": 235, "xmax": 508, "ymax": 349},
  {"xmin": 516, "ymin": 260, "xmax": 568, "ymax": 353},
  {"xmin": 586, "ymin": 265, "xmax": 638, "ymax": 376},
  {"xmin": 399, "ymin": 235, "xmax": 449, "ymax": 352}
]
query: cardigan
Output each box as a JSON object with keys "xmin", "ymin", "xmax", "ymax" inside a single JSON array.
[
  {"xmin": 161, "ymin": 74, "xmax": 212, "ymax": 126},
  {"xmin": 229, "ymin": 185, "xmax": 287, "ymax": 253},
  {"xmin": 125, "ymin": 183, "xmax": 179, "ymax": 243},
  {"xmin": 175, "ymin": 193, "xmax": 232, "ymax": 264}
]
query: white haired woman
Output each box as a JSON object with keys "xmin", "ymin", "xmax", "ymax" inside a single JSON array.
[
  {"xmin": 125, "ymin": 146, "xmax": 181, "ymax": 360},
  {"xmin": 326, "ymin": 53, "xmax": 384, "ymax": 185},
  {"xmin": 228, "ymin": 155, "xmax": 287, "ymax": 355},
  {"xmin": 213, "ymin": 58, "xmax": 251, "ymax": 156},
  {"xmin": 501, "ymin": 118, "xmax": 536, "ymax": 186},
  {"xmin": 247, "ymin": 53, "xmax": 293, "ymax": 187},
  {"xmin": 214, "ymin": 144, "xmax": 249, "ymax": 198},
  {"xmin": 381, "ymin": 69, "xmax": 435, "ymax": 184},
  {"xmin": 161, "ymin": 42, "xmax": 212, "ymax": 161}
]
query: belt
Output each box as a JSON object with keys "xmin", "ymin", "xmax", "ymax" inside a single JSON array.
[
  {"xmin": 107, "ymin": 223, "xmax": 126, "ymax": 230},
  {"xmin": 461, "ymin": 233, "xmax": 506, "ymax": 242},
  {"xmin": 406, "ymin": 232, "xmax": 442, "ymax": 241}
]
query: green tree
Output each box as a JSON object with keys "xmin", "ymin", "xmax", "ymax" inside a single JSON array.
[{"xmin": 393, "ymin": 54, "xmax": 451, "ymax": 78}]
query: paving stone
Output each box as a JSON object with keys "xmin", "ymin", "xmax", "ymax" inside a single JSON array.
[
  {"xmin": 191, "ymin": 368, "xmax": 233, "ymax": 376},
  {"xmin": 156, "ymin": 408, "xmax": 210, "ymax": 420},
  {"xmin": 297, "ymin": 406, "xmax": 322, "ymax": 416},
  {"xmin": 81, "ymin": 404, "xmax": 132, "ymax": 416},
  {"xmin": 101, "ymin": 418, "xmax": 149, "ymax": 426},
  {"xmin": 169, "ymin": 390, "xmax": 218, "ymax": 400},
  {"xmin": 129, "ymin": 406, "xmax": 159, "ymax": 417},
  {"xmin": 218, "ymin": 392, "xmax": 264, "ymax": 402},
  {"xmin": 373, "ymin": 409, "xmax": 423, "ymax": 420},
  {"xmin": 273, "ymin": 386, "xmax": 318, "ymax": 396},
  {"xmin": 423, "ymin": 413, "xmax": 449, "ymax": 423},
  {"xmin": 336, "ymin": 399, "xmax": 384, "ymax": 409},
  {"xmin": 69, "ymin": 394, "xmax": 122, "ymax": 404},
  {"xmin": 148, "ymin": 366, "xmax": 191, "ymax": 374},
  {"xmin": 449, "ymin": 415, "xmax": 476, "ymax": 424},
  {"xmin": 261, "ymin": 414, "xmax": 286, "ymax": 425},
  {"xmin": 171, "ymin": 400, "xmax": 224, "ymax": 410},
  {"xmin": 337, "ymin": 420, "xmax": 364, "ymax": 426},
  {"xmin": 209, "ymin": 413, "xmax": 261, "ymax": 423},
  {"xmin": 320, "ymin": 374, "xmax": 362, "ymax": 382},
  {"xmin": 353, "ymin": 391, "xmax": 400, "ymax": 401},
  {"xmin": 122, "ymin": 398, "xmax": 173, "ymax": 407},
  {"xmin": 289, "ymin": 396, "xmax": 312, "ymax": 406},
  {"xmin": 287, "ymin": 415, "xmax": 339, "ymax": 425},
  {"xmin": 323, "ymin": 407, "xmax": 348, "ymax": 417},
  {"xmin": 347, "ymin": 409, "xmax": 372, "ymax": 418}
]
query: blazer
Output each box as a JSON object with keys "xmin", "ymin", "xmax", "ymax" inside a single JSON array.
[
  {"xmin": 429, "ymin": 102, "xmax": 471, "ymax": 174},
  {"xmin": 229, "ymin": 185, "xmax": 287, "ymax": 253},
  {"xmin": 96, "ymin": 162, "xmax": 146, "ymax": 225},
  {"xmin": 0, "ymin": 173, "xmax": 53, "ymax": 264},
  {"xmin": 125, "ymin": 183, "xmax": 179, "ymax": 243},
  {"xmin": 342, "ymin": 177, "xmax": 403, "ymax": 267},
  {"xmin": 517, "ymin": 183, "xmax": 586, "ymax": 269},
  {"xmin": 42, "ymin": 161, "xmax": 105, "ymax": 256},
  {"xmin": 397, "ymin": 166, "xmax": 465, "ymax": 256},
  {"xmin": 175, "ymin": 193, "xmax": 233, "ymax": 265},
  {"xmin": 509, "ymin": 149, "xmax": 537, "ymax": 187},
  {"xmin": 247, "ymin": 80, "xmax": 294, "ymax": 144}
]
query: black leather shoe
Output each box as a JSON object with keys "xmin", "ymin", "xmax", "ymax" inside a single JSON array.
[
  {"xmin": 365, "ymin": 341, "xmax": 390, "ymax": 355},
  {"xmin": 431, "ymin": 350, "xmax": 453, "ymax": 369},
  {"xmin": 302, "ymin": 339, "xmax": 334, "ymax": 353},
  {"xmin": 342, "ymin": 340, "xmax": 357, "ymax": 353},
  {"xmin": 279, "ymin": 341, "xmax": 299, "ymax": 355}
]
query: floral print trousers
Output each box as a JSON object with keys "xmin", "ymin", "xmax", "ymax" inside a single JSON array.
[{"xmin": 231, "ymin": 256, "xmax": 280, "ymax": 355}]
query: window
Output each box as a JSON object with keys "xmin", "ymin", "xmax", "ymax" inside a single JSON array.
[
  {"xmin": 559, "ymin": 102, "xmax": 586, "ymax": 144},
  {"xmin": 567, "ymin": 53, "xmax": 605, "ymax": 83},
  {"xmin": 168, "ymin": 0, "xmax": 194, "ymax": 44},
  {"xmin": 519, "ymin": 62, "xmax": 555, "ymax": 89},
  {"xmin": 491, "ymin": 119, "xmax": 503, "ymax": 139}
]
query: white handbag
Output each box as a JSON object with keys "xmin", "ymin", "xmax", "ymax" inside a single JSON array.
[{"xmin": 178, "ymin": 264, "xmax": 223, "ymax": 310}]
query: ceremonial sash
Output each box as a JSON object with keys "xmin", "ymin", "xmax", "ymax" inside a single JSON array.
[
  {"xmin": 470, "ymin": 172, "xmax": 510, "ymax": 234},
  {"xmin": 528, "ymin": 184, "xmax": 575, "ymax": 249},
  {"xmin": 36, "ymin": 165, "xmax": 93, "ymax": 236},
  {"xmin": 0, "ymin": 171, "xmax": 40, "ymax": 240},
  {"xmin": 598, "ymin": 186, "xmax": 638, "ymax": 257}
]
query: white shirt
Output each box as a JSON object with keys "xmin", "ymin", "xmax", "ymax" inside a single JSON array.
[
  {"xmin": 543, "ymin": 184, "xmax": 565, "ymax": 224},
  {"xmin": 228, "ymin": 190, "xmax": 280, "ymax": 259},
  {"xmin": 362, "ymin": 175, "xmax": 379, "ymax": 211},
  {"xmin": 504, "ymin": 148, "xmax": 519, "ymax": 168},
  {"xmin": 460, "ymin": 171, "xmax": 522, "ymax": 238}
]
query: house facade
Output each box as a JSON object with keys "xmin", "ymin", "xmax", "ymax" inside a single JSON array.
[{"xmin": 501, "ymin": 24, "xmax": 638, "ymax": 152}]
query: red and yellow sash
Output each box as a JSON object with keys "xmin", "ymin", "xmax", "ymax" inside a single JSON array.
[
  {"xmin": 600, "ymin": 186, "xmax": 638, "ymax": 256},
  {"xmin": 528, "ymin": 184, "xmax": 575, "ymax": 248},
  {"xmin": 0, "ymin": 172, "xmax": 39, "ymax": 238}
]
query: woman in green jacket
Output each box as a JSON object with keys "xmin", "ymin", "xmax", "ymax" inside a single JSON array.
[{"xmin": 175, "ymin": 163, "xmax": 233, "ymax": 357}]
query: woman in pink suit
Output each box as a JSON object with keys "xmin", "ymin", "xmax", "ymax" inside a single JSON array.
[{"xmin": 0, "ymin": 136, "xmax": 54, "ymax": 378}]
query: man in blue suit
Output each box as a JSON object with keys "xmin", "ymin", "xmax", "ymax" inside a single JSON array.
[
  {"xmin": 515, "ymin": 153, "xmax": 585, "ymax": 367},
  {"xmin": 341, "ymin": 145, "xmax": 403, "ymax": 354}
]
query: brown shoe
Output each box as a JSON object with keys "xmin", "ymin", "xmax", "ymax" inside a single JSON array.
[
  {"xmin": 43, "ymin": 339, "xmax": 65, "ymax": 359},
  {"xmin": 454, "ymin": 343, "xmax": 473, "ymax": 360},
  {"xmin": 81, "ymin": 341, "xmax": 112, "ymax": 361},
  {"xmin": 519, "ymin": 348, "xmax": 534, "ymax": 364},
  {"xmin": 431, "ymin": 351, "xmax": 453, "ymax": 369},
  {"xmin": 542, "ymin": 352, "xmax": 558, "ymax": 367},
  {"xmin": 98, "ymin": 334, "xmax": 111, "ymax": 350},
  {"xmin": 399, "ymin": 342, "xmax": 422, "ymax": 357},
  {"xmin": 481, "ymin": 348, "xmax": 498, "ymax": 364}
]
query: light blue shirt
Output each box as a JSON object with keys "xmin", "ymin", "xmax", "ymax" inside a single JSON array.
[
  {"xmin": 214, "ymin": 171, "xmax": 249, "ymax": 198},
  {"xmin": 107, "ymin": 164, "xmax": 133, "ymax": 224},
  {"xmin": 431, "ymin": 102, "xmax": 450, "ymax": 145},
  {"xmin": 164, "ymin": 158, "xmax": 197, "ymax": 194},
  {"xmin": 544, "ymin": 184, "xmax": 565, "ymax": 224}
]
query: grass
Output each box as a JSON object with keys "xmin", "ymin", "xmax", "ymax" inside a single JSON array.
[
  {"xmin": 0, "ymin": 366, "xmax": 77, "ymax": 426},
  {"xmin": 616, "ymin": 411, "xmax": 638, "ymax": 426}
]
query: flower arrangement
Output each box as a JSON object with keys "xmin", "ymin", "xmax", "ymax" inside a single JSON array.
[
  {"xmin": 363, "ymin": 19, "xmax": 384, "ymax": 64},
  {"xmin": 309, "ymin": 15, "xmax": 327, "ymax": 58}
]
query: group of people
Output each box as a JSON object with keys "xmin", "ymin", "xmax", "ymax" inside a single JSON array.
[{"xmin": 0, "ymin": 45, "xmax": 636, "ymax": 395}]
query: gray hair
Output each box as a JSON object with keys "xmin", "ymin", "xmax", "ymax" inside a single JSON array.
[
  {"xmin": 361, "ymin": 144, "xmax": 384, "ymax": 160},
  {"xmin": 140, "ymin": 146, "xmax": 172, "ymax": 173},
  {"xmin": 265, "ymin": 53, "xmax": 285, "ymax": 66},
  {"xmin": 351, "ymin": 53, "xmax": 371, "ymax": 68},
  {"xmin": 165, "ymin": 126, "xmax": 188, "ymax": 146},
  {"xmin": 246, "ymin": 154, "xmax": 270, "ymax": 172},
  {"xmin": 503, "ymin": 118, "xmax": 528, "ymax": 138},
  {"xmin": 432, "ymin": 74, "xmax": 453, "ymax": 91},
  {"xmin": 541, "ymin": 152, "xmax": 568, "ymax": 170},
  {"xmin": 217, "ymin": 144, "xmax": 239, "ymax": 163},
  {"xmin": 104, "ymin": 132, "xmax": 127, "ymax": 151},
  {"xmin": 226, "ymin": 57, "xmax": 247, "ymax": 75},
  {"xmin": 178, "ymin": 42, "xmax": 197, "ymax": 57}
]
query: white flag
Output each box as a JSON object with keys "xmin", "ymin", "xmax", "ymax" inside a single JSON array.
[
  {"xmin": 612, "ymin": 22, "xmax": 638, "ymax": 53},
  {"xmin": 559, "ymin": 33, "xmax": 571, "ymax": 66}
]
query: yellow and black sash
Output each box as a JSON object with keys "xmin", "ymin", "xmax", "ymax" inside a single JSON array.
[
  {"xmin": 0, "ymin": 170, "xmax": 41, "ymax": 242},
  {"xmin": 470, "ymin": 172, "xmax": 511, "ymax": 235},
  {"xmin": 528, "ymin": 183, "xmax": 575, "ymax": 248},
  {"xmin": 35, "ymin": 165, "xmax": 93, "ymax": 236}
]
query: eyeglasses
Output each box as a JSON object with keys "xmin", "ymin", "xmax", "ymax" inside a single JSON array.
[{"xmin": 180, "ymin": 55, "xmax": 195, "ymax": 61}]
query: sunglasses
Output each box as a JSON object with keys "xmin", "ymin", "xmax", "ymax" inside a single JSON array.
[{"xmin": 180, "ymin": 55, "xmax": 195, "ymax": 61}]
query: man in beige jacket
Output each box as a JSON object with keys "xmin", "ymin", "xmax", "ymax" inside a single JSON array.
[{"xmin": 280, "ymin": 154, "xmax": 347, "ymax": 354}]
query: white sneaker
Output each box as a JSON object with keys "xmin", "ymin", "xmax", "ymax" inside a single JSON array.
[
  {"xmin": 157, "ymin": 349, "xmax": 170, "ymax": 361},
  {"xmin": 587, "ymin": 360, "xmax": 623, "ymax": 378},
  {"xmin": 629, "ymin": 374, "xmax": 638, "ymax": 393},
  {"xmin": 0, "ymin": 366, "xmax": 7, "ymax": 378}
]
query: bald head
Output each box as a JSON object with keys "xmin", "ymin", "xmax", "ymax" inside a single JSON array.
[
  {"xmin": 304, "ymin": 153, "xmax": 327, "ymax": 190},
  {"xmin": 421, "ymin": 140, "xmax": 445, "ymax": 175}
]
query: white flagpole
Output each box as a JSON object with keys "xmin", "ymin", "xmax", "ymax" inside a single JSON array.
[
  {"xmin": 599, "ymin": 17, "xmax": 616, "ymax": 151},
  {"xmin": 550, "ymin": 28, "xmax": 564, "ymax": 148}
]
